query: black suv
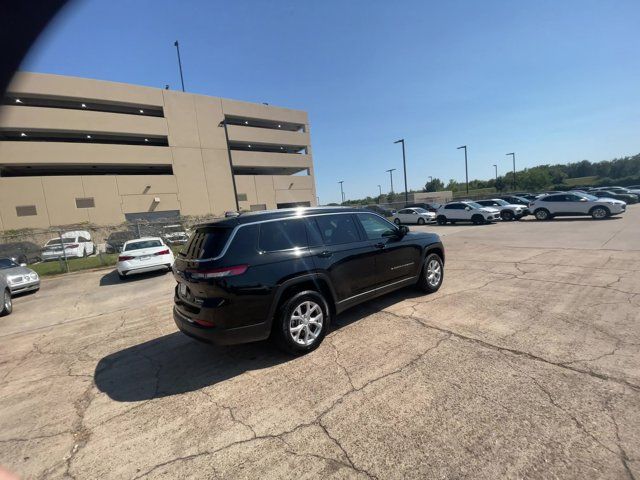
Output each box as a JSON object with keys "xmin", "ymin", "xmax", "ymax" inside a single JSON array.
[{"xmin": 173, "ymin": 207, "xmax": 445, "ymax": 354}]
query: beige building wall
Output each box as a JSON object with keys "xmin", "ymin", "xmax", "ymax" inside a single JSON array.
[{"xmin": 0, "ymin": 72, "xmax": 317, "ymax": 230}]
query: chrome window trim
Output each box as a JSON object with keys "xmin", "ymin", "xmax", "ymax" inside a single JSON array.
[{"xmin": 185, "ymin": 211, "xmax": 377, "ymax": 263}]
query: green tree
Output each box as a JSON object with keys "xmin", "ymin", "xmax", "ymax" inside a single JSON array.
[{"xmin": 424, "ymin": 178, "xmax": 445, "ymax": 192}]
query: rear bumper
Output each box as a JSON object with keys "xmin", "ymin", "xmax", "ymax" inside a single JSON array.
[{"xmin": 173, "ymin": 306, "xmax": 270, "ymax": 345}]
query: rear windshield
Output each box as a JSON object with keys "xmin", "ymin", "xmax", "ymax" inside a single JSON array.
[
  {"xmin": 46, "ymin": 238, "xmax": 76, "ymax": 246},
  {"xmin": 125, "ymin": 240, "xmax": 162, "ymax": 251},
  {"xmin": 180, "ymin": 227, "xmax": 232, "ymax": 259}
]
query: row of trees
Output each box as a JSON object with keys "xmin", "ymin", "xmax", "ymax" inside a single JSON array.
[
  {"xmin": 424, "ymin": 153, "xmax": 640, "ymax": 193},
  {"xmin": 331, "ymin": 153, "xmax": 640, "ymax": 206}
]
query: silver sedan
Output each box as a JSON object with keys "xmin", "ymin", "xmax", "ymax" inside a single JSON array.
[{"xmin": 0, "ymin": 257, "xmax": 40, "ymax": 295}]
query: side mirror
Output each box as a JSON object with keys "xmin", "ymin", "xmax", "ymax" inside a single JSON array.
[
  {"xmin": 399, "ymin": 225, "xmax": 409, "ymax": 236},
  {"xmin": 20, "ymin": 263, "xmax": 27, "ymax": 267},
  {"xmin": 465, "ymin": 207, "xmax": 471, "ymax": 211},
  {"xmin": 579, "ymin": 198, "xmax": 587, "ymax": 202}
]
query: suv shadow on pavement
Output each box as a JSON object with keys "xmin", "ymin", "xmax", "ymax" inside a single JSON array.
[
  {"xmin": 93, "ymin": 286, "xmax": 426, "ymax": 403},
  {"xmin": 99, "ymin": 269, "xmax": 170, "ymax": 286}
]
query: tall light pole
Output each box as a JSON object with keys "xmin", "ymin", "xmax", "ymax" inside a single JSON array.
[
  {"xmin": 457, "ymin": 145, "xmax": 469, "ymax": 194},
  {"xmin": 492, "ymin": 164, "xmax": 498, "ymax": 182},
  {"xmin": 378, "ymin": 184, "xmax": 382, "ymax": 196},
  {"xmin": 338, "ymin": 180, "xmax": 345, "ymax": 205},
  {"xmin": 506, "ymin": 152, "xmax": 516, "ymax": 190},
  {"xmin": 393, "ymin": 139, "xmax": 409, "ymax": 206},
  {"xmin": 386, "ymin": 168, "xmax": 396, "ymax": 194},
  {"xmin": 174, "ymin": 41, "xmax": 186, "ymax": 92}
]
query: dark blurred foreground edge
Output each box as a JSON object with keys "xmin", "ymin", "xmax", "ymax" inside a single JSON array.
[{"xmin": 0, "ymin": 0, "xmax": 68, "ymax": 96}]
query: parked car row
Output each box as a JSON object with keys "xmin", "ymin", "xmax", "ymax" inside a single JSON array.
[{"xmin": 391, "ymin": 188, "xmax": 634, "ymax": 226}]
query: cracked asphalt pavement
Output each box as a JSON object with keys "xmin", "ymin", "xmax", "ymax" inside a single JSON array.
[{"xmin": 1, "ymin": 208, "xmax": 639, "ymax": 479}]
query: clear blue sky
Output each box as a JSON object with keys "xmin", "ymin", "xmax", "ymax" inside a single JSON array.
[{"xmin": 22, "ymin": 0, "xmax": 640, "ymax": 204}]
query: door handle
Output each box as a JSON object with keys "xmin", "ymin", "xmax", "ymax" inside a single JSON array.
[
  {"xmin": 317, "ymin": 250, "xmax": 333, "ymax": 258},
  {"xmin": 374, "ymin": 242, "xmax": 385, "ymax": 249}
]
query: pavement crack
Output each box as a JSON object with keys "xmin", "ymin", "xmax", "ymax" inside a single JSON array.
[
  {"xmin": 382, "ymin": 310, "xmax": 640, "ymax": 392},
  {"xmin": 605, "ymin": 397, "xmax": 638, "ymax": 480}
]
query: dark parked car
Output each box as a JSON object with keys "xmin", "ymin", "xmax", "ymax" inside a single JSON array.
[
  {"xmin": 497, "ymin": 195, "xmax": 530, "ymax": 207},
  {"xmin": 173, "ymin": 207, "xmax": 445, "ymax": 354},
  {"xmin": 364, "ymin": 204, "xmax": 396, "ymax": 217},
  {"xmin": 105, "ymin": 231, "xmax": 137, "ymax": 253},
  {"xmin": 0, "ymin": 241, "xmax": 41, "ymax": 265},
  {"xmin": 405, "ymin": 202, "xmax": 441, "ymax": 212},
  {"xmin": 590, "ymin": 190, "xmax": 638, "ymax": 204}
]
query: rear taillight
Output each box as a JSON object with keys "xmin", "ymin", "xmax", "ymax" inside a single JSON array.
[
  {"xmin": 188, "ymin": 264, "xmax": 248, "ymax": 280},
  {"xmin": 118, "ymin": 255, "xmax": 135, "ymax": 261},
  {"xmin": 155, "ymin": 249, "xmax": 170, "ymax": 256}
]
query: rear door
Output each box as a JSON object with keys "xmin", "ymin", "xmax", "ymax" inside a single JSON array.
[
  {"xmin": 444, "ymin": 203, "xmax": 463, "ymax": 220},
  {"xmin": 540, "ymin": 194, "xmax": 566, "ymax": 214},
  {"xmin": 355, "ymin": 212, "xmax": 421, "ymax": 285},
  {"xmin": 397, "ymin": 208, "xmax": 413, "ymax": 223},
  {"xmin": 307, "ymin": 213, "xmax": 377, "ymax": 301}
]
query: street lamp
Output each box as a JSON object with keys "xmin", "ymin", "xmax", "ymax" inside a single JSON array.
[
  {"xmin": 386, "ymin": 168, "xmax": 396, "ymax": 194},
  {"xmin": 338, "ymin": 180, "xmax": 345, "ymax": 204},
  {"xmin": 492, "ymin": 164, "xmax": 498, "ymax": 182},
  {"xmin": 393, "ymin": 139, "xmax": 409, "ymax": 206},
  {"xmin": 506, "ymin": 152, "xmax": 516, "ymax": 190},
  {"xmin": 173, "ymin": 41, "xmax": 186, "ymax": 92},
  {"xmin": 457, "ymin": 145, "xmax": 469, "ymax": 194}
]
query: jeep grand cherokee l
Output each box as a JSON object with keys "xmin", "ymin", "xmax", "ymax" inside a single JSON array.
[{"xmin": 173, "ymin": 207, "xmax": 445, "ymax": 354}]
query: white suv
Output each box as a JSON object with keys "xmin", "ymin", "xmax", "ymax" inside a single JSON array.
[
  {"xmin": 436, "ymin": 201, "xmax": 501, "ymax": 225},
  {"xmin": 530, "ymin": 192, "xmax": 626, "ymax": 220}
]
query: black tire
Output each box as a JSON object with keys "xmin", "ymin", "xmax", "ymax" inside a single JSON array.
[
  {"xmin": 472, "ymin": 214, "xmax": 484, "ymax": 225},
  {"xmin": 501, "ymin": 210, "xmax": 514, "ymax": 221},
  {"xmin": 534, "ymin": 209, "xmax": 551, "ymax": 221},
  {"xmin": 417, "ymin": 217, "xmax": 425, "ymax": 225},
  {"xmin": 417, "ymin": 253, "xmax": 444, "ymax": 293},
  {"xmin": 273, "ymin": 290, "xmax": 330, "ymax": 355},
  {"xmin": 436, "ymin": 215, "xmax": 447, "ymax": 225},
  {"xmin": 590, "ymin": 206, "xmax": 609, "ymax": 220},
  {"xmin": 394, "ymin": 218, "xmax": 401, "ymax": 225},
  {"xmin": 1, "ymin": 289, "xmax": 12, "ymax": 316}
]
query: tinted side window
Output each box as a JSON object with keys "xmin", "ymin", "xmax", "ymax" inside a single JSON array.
[
  {"xmin": 314, "ymin": 214, "xmax": 361, "ymax": 245},
  {"xmin": 444, "ymin": 204, "xmax": 458, "ymax": 210},
  {"xmin": 356, "ymin": 213, "xmax": 397, "ymax": 240},
  {"xmin": 398, "ymin": 209, "xmax": 411, "ymax": 214},
  {"xmin": 227, "ymin": 224, "xmax": 258, "ymax": 257},
  {"xmin": 542, "ymin": 195, "xmax": 561, "ymax": 202},
  {"xmin": 259, "ymin": 219, "xmax": 307, "ymax": 252}
]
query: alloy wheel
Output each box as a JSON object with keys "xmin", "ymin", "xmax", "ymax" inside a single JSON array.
[
  {"xmin": 592, "ymin": 208, "xmax": 607, "ymax": 219},
  {"xmin": 289, "ymin": 301, "xmax": 323, "ymax": 346},
  {"xmin": 425, "ymin": 259, "xmax": 442, "ymax": 287}
]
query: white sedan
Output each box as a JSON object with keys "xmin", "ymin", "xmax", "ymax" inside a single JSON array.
[
  {"xmin": 392, "ymin": 207, "xmax": 436, "ymax": 225},
  {"xmin": 116, "ymin": 237, "xmax": 174, "ymax": 280}
]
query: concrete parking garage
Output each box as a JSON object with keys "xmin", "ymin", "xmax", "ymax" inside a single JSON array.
[{"xmin": 1, "ymin": 209, "xmax": 639, "ymax": 479}]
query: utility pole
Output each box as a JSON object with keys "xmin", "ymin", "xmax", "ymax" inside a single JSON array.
[
  {"xmin": 506, "ymin": 152, "xmax": 516, "ymax": 190},
  {"xmin": 338, "ymin": 180, "xmax": 345, "ymax": 205},
  {"xmin": 457, "ymin": 145, "xmax": 469, "ymax": 194},
  {"xmin": 174, "ymin": 40, "xmax": 186, "ymax": 92},
  {"xmin": 394, "ymin": 139, "xmax": 409, "ymax": 206},
  {"xmin": 493, "ymin": 164, "xmax": 498, "ymax": 182},
  {"xmin": 386, "ymin": 168, "xmax": 396, "ymax": 194}
]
